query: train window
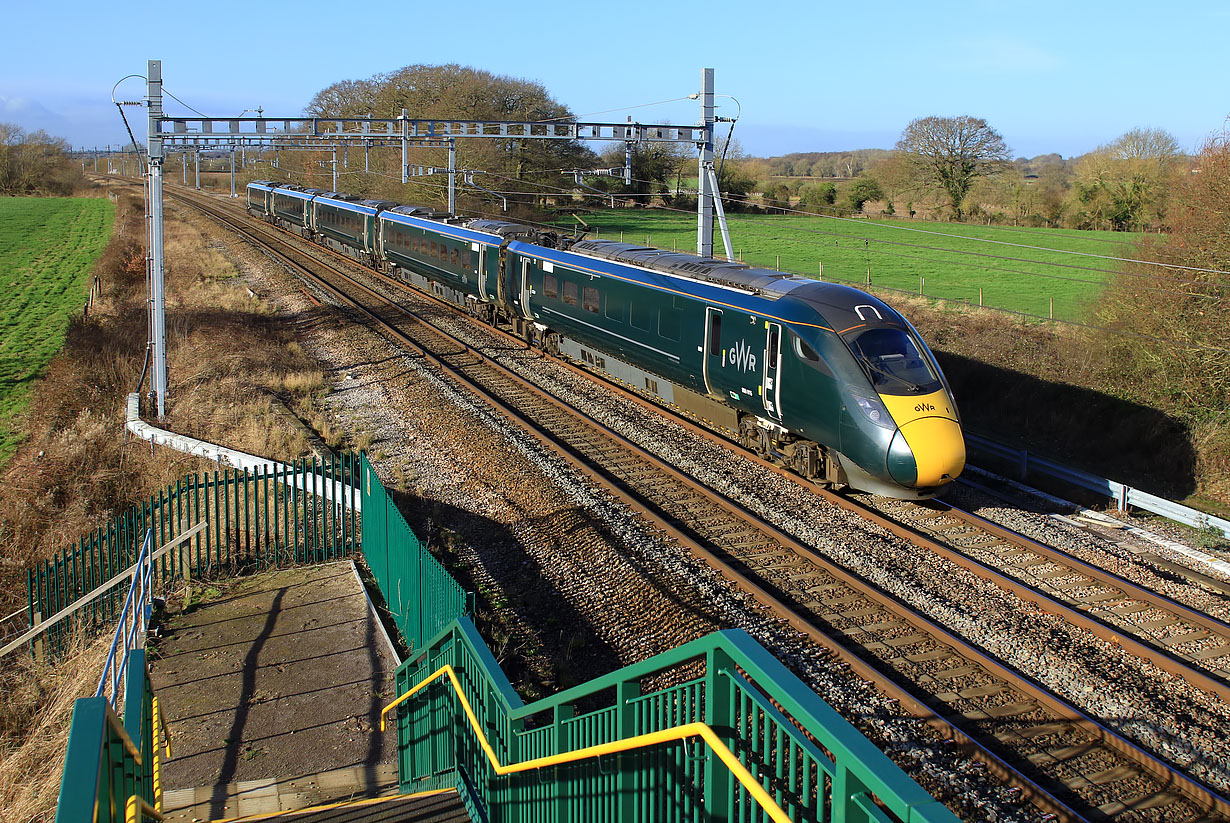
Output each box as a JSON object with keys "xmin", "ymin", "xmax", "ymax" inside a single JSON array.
[
  {"xmin": 451, "ymin": 248, "xmax": 460, "ymax": 266},
  {"xmin": 544, "ymin": 275, "xmax": 558, "ymax": 299},
  {"xmin": 583, "ymin": 286, "xmax": 600, "ymax": 314},
  {"xmin": 708, "ymin": 312, "xmax": 722, "ymax": 356},
  {"xmin": 845, "ymin": 327, "xmax": 941, "ymax": 394},
  {"xmin": 630, "ymin": 300, "xmax": 653, "ymax": 331},
  {"xmin": 430, "ymin": 241, "xmax": 438, "ymax": 258},
  {"xmin": 563, "ymin": 281, "xmax": 579, "ymax": 306},
  {"xmin": 793, "ymin": 334, "xmax": 820, "ymax": 362},
  {"xmin": 606, "ymin": 291, "xmax": 627, "ymax": 323},
  {"xmin": 412, "ymin": 237, "xmax": 420, "ymax": 253},
  {"xmin": 768, "ymin": 326, "xmax": 780, "ymax": 369},
  {"xmin": 659, "ymin": 309, "xmax": 680, "ymax": 341}
]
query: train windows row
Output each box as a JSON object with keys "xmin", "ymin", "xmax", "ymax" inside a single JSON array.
[
  {"xmin": 542, "ymin": 273, "xmax": 682, "ymax": 341},
  {"xmin": 387, "ymin": 229, "xmax": 472, "ymax": 270},
  {"xmin": 323, "ymin": 209, "xmax": 362, "ymax": 235}
]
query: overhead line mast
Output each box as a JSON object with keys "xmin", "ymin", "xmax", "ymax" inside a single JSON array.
[{"xmin": 139, "ymin": 63, "xmax": 729, "ymax": 415}]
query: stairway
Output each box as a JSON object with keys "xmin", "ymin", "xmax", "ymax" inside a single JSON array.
[{"xmin": 159, "ymin": 763, "xmax": 469, "ymax": 822}]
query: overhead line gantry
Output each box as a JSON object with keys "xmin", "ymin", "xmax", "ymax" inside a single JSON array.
[{"xmin": 135, "ymin": 61, "xmax": 729, "ymax": 419}]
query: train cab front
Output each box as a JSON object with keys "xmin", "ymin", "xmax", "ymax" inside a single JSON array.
[{"xmin": 843, "ymin": 325, "xmax": 965, "ymax": 497}]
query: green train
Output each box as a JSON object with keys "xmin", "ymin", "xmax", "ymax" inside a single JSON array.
[{"xmin": 248, "ymin": 181, "xmax": 965, "ymax": 499}]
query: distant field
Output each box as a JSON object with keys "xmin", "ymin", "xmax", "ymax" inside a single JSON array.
[
  {"xmin": 561, "ymin": 209, "xmax": 1142, "ymax": 321},
  {"xmin": 0, "ymin": 197, "xmax": 114, "ymax": 461}
]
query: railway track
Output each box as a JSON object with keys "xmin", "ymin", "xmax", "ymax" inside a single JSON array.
[{"xmin": 169, "ymin": 187, "xmax": 1230, "ymax": 823}]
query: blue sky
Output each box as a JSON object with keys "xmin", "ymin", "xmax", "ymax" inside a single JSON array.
[{"xmin": 3, "ymin": 0, "xmax": 1226, "ymax": 159}]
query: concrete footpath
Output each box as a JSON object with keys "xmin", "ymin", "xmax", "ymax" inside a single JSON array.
[{"xmin": 149, "ymin": 562, "xmax": 401, "ymax": 821}]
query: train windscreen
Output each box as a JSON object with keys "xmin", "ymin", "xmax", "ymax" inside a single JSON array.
[{"xmin": 844, "ymin": 327, "xmax": 942, "ymax": 395}]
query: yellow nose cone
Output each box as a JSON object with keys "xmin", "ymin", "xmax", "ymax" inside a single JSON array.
[{"xmin": 898, "ymin": 416, "xmax": 966, "ymax": 487}]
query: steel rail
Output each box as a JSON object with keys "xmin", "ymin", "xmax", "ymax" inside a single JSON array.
[
  {"xmin": 929, "ymin": 500, "xmax": 1230, "ymax": 698},
  {"xmin": 169, "ymin": 188, "xmax": 1230, "ymax": 822}
]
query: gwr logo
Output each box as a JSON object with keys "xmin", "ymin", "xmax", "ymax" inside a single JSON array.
[
  {"xmin": 728, "ymin": 339, "xmax": 757, "ymax": 373},
  {"xmin": 914, "ymin": 402, "xmax": 936, "ymax": 412}
]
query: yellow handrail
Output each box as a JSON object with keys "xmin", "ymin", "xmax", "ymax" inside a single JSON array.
[
  {"xmin": 125, "ymin": 794, "xmax": 163, "ymax": 823},
  {"xmin": 381, "ymin": 664, "xmax": 793, "ymax": 823},
  {"xmin": 151, "ymin": 694, "xmax": 170, "ymax": 811}
]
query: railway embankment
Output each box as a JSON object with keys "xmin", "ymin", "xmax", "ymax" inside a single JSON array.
[{"xmin": 0, "ymin": 181, "xmax": 349, "ymax": 820}]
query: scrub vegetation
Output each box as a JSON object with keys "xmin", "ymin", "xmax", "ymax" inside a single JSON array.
[{"xmin": 0, "ymin": 184, "xmax": 336, "ymax": 819}]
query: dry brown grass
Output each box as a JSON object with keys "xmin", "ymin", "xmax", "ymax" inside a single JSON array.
[
  {"xmin": 0, "ymin": 183, "xmax": 340, "ymax": 818},
  {"xmin": 0, "ymin": 632, "xmax": 111, "ymax": 823}
]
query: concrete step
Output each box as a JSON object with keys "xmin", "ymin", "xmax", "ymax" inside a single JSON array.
[
  {"xmin": 211, "ymin": 788, "xmax": 469, "ymax": 823},
  {"xmin": 162, "ymin": 762, "xmax": 410, "ymax": 821}
]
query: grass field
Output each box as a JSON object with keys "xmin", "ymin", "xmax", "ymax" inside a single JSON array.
[
  {"xmin": 0, "ymin": 197, "xmax": 114, "ymax": 462},
  {"xmin": 560, "ymin": 209, "xmax": 1142, "ymax": 321}
]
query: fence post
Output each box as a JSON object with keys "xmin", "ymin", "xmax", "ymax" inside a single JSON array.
[
  {"xmin": 704, "ymin": 648, "xmax": 734, "ymax": 823},
  {"xmin": 32, "ymin": 609, "xmax": 44, "ymax": 663},
  {"xmin": 554, "ymin": 703, "xmax": 575, "ymax": 820},
  {"xmin": 616, "ymin": 676, "xmax": 640, "ymax": 821}
]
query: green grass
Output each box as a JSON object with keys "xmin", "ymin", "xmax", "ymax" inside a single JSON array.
[
  {"xmin": 559, "ymin": 209, "xmax": 1142, "ymax": 321},
  {"xmin": 0, "ymin": 197, "xmax": 114, "ymax": 461}
]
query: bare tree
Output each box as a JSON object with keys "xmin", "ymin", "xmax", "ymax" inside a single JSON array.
[{"xmin": 896, "ymin": 116, "xmax": 1010, "ymax": 218}]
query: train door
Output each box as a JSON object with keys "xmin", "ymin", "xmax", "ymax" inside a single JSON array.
[
  {"xmin": 703, "ymin": 307, "xmax": 723, "ymax": 397},
  {"xmin": 762, "ymin": 321, "xmax": 783, "ymax": 420},
  {"xmin": 477, "ymin": 246, "xmax": 489, "ymax": 301},
  {"xmin": 519, "ymin": 259, "xmax": 533, "ymax": 318},
  {"xmin": 496, "ymin": 247, "xmax": 508, "ymax": 306}
]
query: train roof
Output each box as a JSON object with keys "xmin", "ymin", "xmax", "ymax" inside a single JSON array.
[
  {"xmin": 385, "ymin": 204, "xmax": 448, "ymax": 219},
  {"xmin": 567, "ymin": 240, "xmax": 807, "ymax": 298},
  {"xmin": 463, "ymin": 219, "xmax": 540, "ymax": 240},
  {"xmin": 782, "ymin": 281, "xmax": 909, "ymax": 335},
  {"xmin": 315, "ymin": 193, "xmax": 381, "ymax": 215}
]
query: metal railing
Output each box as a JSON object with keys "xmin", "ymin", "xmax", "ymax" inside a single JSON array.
[
  {"xmin": 359, "ymin": 454, "xmax": 469, "ymax": 653},
  {"xmin": 57, "ymin": 649, "xmax": 170, "ymax": 823},
  {"xmin": 383, "ymin": 662, "xmax": 796, "ymax": 823},
  {"xmin": 966, "ymin": 432, "xmax": 1230, "ymax": 538},
  {"xmin": 55, "ymin": 453, "xmax": 957, "ymax": 822},
  {"xmin": 385, "ymin": 620, "xmax": 957, "ymax": 823},
  {"xmin": 26, "ymin": 455, "xmax": 362, "ymax": 660},
  {"xmin": 96, "ymin": 529, "xmax": 153, "ymax": 708}
]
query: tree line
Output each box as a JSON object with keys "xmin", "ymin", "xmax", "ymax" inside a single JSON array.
[
  {"xmin": 737, "ymin": 117, "xmax": 1186, "ymax": 231},
  {"xmin": 0, "ymin": 123, "xmax": 84, "ymax": 196},
  {"xmin": 290, "ymin": 65, "xmax": 1189, "ymax": 233}
]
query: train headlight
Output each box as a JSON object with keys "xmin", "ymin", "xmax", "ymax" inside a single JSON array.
[{"xmin": 853, "ymin": 395, "xmax": 895, "ymax": 429}]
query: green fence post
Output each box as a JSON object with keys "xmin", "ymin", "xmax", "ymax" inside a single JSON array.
[
  {"xmin": 554, "ymin": 703, "xmax": 575, "ymax": 822},
  {"xmin": 323, "ymin": 455, "xmax": 332, "ymax": 561},
  {"xmin": 705, "ymin": 647, "xmax": 736, "ymax": 823},
  {"xmin": 227, "ymin": 470, "xmax": 234, "ymax": 565},
  {"xmin": 311, "ymin": 457, "xmax": 320, "ymax": 562},
  {"xmin": 292, "ymin": 459, "xmax": 301, "ymax": 563},
  {"xmin": 242, "ymin": 469, "xmax": 251, "ymax": 565},
  {"xmin": 176, "ymin": 479, "xmax": 185, "ymax": 581},
  {"xmin": 614, "ymin": 676, "xmax": 641, "ymax": 822},
  {"xmin": 272, "ymin": 464, "xmax": 281, "ymax": 564}
]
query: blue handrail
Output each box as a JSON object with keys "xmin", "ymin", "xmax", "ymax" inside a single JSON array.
[{"xmin": 96, "ymin": 529, "xmax": 153, "ymax": 708}]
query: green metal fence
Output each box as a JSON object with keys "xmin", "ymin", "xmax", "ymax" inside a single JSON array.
[
  {"xmin": 388, "ymin": 618, "xmax": 958, "ymax": 823},
  {"xmin": 27, "ymin": 455, "xmax": 361, "ymax": 655},
  {"xmin": 358, "ymin": 454, "xmax": 469, "ymax": 653}
]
